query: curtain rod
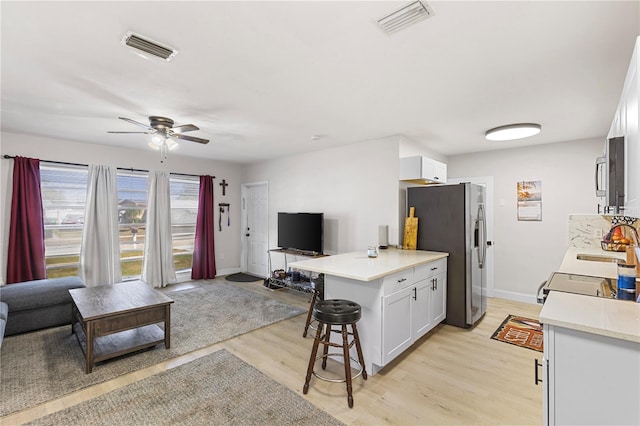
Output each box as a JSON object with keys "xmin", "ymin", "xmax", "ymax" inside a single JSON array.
[{"xmin": 2, "ymin": 155, "xmax": 214, "ymax": 179}]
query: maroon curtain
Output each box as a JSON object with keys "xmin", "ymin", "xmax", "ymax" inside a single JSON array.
[
  {"xmin": 191, "ymin": 175, "xmax": 216, "ymax": 279},
  {"xmin": 7, "ymin": 156, "xmax": 46, "ymax": 284}
]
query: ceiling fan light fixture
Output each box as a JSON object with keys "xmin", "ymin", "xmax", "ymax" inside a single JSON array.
[
  {"xmin": 151, "ymin": 134, "xmax": 165, "ymax": 146},
  {"xmin": 485, "ymin": 123, "xmax": 542, "ymax": 141},
  {"xmin": 166, "ymin": 139, "xmax": 178, "ymax": 150}
]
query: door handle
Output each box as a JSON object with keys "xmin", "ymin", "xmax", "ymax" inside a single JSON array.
[
  {"xmin": 534, "ymin": 358, "xmax": 543, "ymax": 385},
  {"xmin": 245, "ymin": 233, "xmax": 250, "ymax": 237}
]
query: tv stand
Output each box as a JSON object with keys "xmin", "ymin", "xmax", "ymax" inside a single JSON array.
[{"xmin": 266, "ymin": 249, "xmax": 327, "ymax": 293}]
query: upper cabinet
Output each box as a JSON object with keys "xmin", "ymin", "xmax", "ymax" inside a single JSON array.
[
  {"xmin": 399, "ymin": 156, "xmax": 447, "ymax": 184},
  {"xmin": 610, "ymin": 36, "xmax": 639, "ymax": 217}
]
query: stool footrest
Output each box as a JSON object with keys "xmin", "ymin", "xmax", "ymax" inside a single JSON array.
[{"xmin": 312, "ymin": 353, "xmax": 365, "ymax": 383}]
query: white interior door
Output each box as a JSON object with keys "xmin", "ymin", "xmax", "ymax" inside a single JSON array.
[
  {"xmin": 448, "ymin": 176, "xmax": 495, "ymax": 297},
  {"xmin": 241, "ymin": 182, "xmax": 269, "ymax": 277}
]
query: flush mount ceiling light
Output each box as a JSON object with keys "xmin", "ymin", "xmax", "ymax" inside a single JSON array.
[{"xmin": 485, "ymin": 123, "xmax": 542, "ymax": 141}]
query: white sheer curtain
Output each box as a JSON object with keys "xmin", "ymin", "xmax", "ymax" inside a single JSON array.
[
  {"xmin": 142, "ymin": 171, "xmax": 176, "ymax": 288},
  {"xmin": 79, "ymin": 165, "xmax": 121, "ymax": 286}
]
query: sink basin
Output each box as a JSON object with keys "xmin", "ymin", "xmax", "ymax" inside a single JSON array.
[{"xmin": 576, "ymin": 254, "xmax": 624, "ymax": 264}]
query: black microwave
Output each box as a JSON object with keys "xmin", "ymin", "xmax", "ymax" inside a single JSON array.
[{"xmin": 596, "ymin": 136, "xmax": 625, "ymax": 214}]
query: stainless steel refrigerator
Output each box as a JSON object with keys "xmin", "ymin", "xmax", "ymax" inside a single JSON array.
[{"xmin": 407, "ymin": 183, "xmax": 487, "ymax": 328}]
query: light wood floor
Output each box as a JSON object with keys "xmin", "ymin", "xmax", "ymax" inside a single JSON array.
[{"xmin": 2, "ymin": 279, "xmax": 543, "ymax": 425}]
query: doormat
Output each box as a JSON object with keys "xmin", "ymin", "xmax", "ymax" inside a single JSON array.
[
  {"xmin": 490, "ymin": 314, "xmax": 543, "ymax": 352},
  {"xmin": 225, "ymin": 272, "xmax": 264, "ymax": 282}
]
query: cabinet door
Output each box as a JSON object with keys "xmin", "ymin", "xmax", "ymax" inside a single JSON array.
[
  {"xmin": 433, "ymin": 160, "xmax": 447, "ymax": 184},
  {"xmin": 430, "ymin": 272, "xmax": 447, "ymax": 325},
  {"xmin": 624, "ymin": 47, "xmax": 638, "ymax": 217},
  {"xmin": 413, "ymin": 279, "xmax": 432, "ymax": 338},
  {"xmin": 382, "ymin": 286, "xmax": 413, "ymax": 365}
]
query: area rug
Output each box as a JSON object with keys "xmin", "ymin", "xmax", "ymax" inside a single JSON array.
[
  {"xmin": 26, "ymin": 349, "xmax": 342, "ymax": 426},
  {"xmin": 0, "ymin": 280, "xmax": 305, "ymax": 416},
  {"xmin": 490, "ymin": 314, "xmax": 543, "ymax": 352},
  {"xmin": 225, "ymin": 272, "xmax": 264, "ymax": 282}
]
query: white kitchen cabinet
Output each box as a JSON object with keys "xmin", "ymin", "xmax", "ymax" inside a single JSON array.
[
  {"xmin": 381, "ymin": 277, "xmax": 434, "ymax": 365},
  {"xmin": 399, "ymin": 156, "xmax": 447, "ymax": 184},
  {"xmin": 608, "ymin": 36, "xmax": 639, "ymax": 217},
  {"xmin": 542, "ymin": 323, "xmax": 640, "ymax": 426},
  {"xmin": 430, "ymin": 271, "xmax": 446, "ymax": 325},
  {"xmin": 624, "ymin": 39, "xmax": 638, "ymax": 217}
]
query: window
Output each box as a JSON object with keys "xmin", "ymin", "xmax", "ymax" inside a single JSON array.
[
  {"xmin": 40, "ymin": 164, "xmax": 88, "ymax": 278},
  {"xmin": 170, "ymin": 175, "xmax": 200, "ymax": 272},
  {"xmin": 117, "ymin": 171, "xmax": 149, "ymax": 279}
]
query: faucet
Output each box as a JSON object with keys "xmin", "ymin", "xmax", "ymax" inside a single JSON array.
[{"xmin": 608, "ymin": 223, "xmax": 640, "ymax": 263}]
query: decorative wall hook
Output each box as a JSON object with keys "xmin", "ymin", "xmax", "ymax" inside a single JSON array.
[{"xmin": 218, "ymin": 203, "xmax": 230, "ymax": 231}]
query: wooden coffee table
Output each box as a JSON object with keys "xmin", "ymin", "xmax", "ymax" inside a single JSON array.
[{"xmin": 69, "ymin": 281, "xmax": 174, "ymax": 373}]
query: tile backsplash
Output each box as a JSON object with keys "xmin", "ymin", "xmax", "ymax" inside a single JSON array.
[{"xmin": 568, "ymin": 214, "xmax": 639, "ymax": 249}]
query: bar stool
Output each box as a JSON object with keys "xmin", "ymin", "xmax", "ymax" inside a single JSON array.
[
  {"xmin": 303, "ymin": 299, "xmax": 367, "ymax": 408},
  {"xmin": 302, "ymin": 275, "xmax": 324, "ymax": 338}
]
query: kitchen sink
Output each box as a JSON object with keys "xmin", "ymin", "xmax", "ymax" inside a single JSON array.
[{"xmin": 576, "ymin": 254, "xmax": 624, "ymax": 264}]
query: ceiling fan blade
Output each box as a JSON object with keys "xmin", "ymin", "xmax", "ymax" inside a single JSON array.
[
  {"xmin": 107, "ymin": 131, "xmax": 154, "ymax": 134},
  {"xmin": 172, "ymin": 133, "xmax": 210, "ymax": 144},
  {"xmin": 171, "ymin": 124, "xmax": 199, "ymax": 133},
  {"xmin": 118, "ymin": 117, "xmax": 154, "ymax": 131}
]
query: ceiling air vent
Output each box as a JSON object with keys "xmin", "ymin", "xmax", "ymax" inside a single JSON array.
[
  {"xmin": 122, "ymin": 32, "xmax": 178, "ymax": 61},
  {"xmin": 377, "ymin": 1, "xmax": 435, "ymax": 35}
]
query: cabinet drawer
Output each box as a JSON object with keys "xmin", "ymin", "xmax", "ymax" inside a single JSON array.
[
  {"xmin": 383, "ymin": 269, "xmax": 414, "ymax": 295},
  {"xmin": 414, "ymin": 258, "xmax": 447, "ymax": 282}
]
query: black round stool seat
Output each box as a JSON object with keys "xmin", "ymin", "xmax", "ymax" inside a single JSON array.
[{"xmin": 313, "ymin": 299, "xmax": 361, "ymax": 325}]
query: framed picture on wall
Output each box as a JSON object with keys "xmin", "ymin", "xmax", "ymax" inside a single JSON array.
[{"xmin": 517, "ymin": 180, "xmax": 542, "ymax": 221}]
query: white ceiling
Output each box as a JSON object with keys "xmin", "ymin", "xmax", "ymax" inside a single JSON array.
[{"xmin": 1, "ymin": 1, "xmax": 638, "ymax": 164}]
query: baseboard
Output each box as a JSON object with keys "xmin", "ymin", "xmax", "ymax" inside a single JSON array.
[
  {"xmin": 175, "ymin": 267, "xmax": 243, "ymax": 283},
  {"xmin": 491, "ymin": 289, "xmax": 539, "ymax": 305}
]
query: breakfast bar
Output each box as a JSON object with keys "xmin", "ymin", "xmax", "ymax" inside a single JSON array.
[{"xmin": 290, "ymin": 248, "xmax": 448, "ymax": 375}]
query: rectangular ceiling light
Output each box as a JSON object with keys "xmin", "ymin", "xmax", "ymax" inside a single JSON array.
[
  {"xmin": 377, "ymin": 1, "xmax": 435, "ymax": 35},
  {"xmin": 122, "ymin": 32, "xmax": 178, "ymax": 61}
]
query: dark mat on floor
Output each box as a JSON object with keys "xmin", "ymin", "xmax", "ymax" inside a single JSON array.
[{"xmin": 225, "ymin": 272, "xmax": 264, "ymax": 282}]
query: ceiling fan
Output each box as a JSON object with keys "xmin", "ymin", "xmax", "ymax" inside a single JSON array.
[{"xmin": 108, "ymin": 116, "xmax": 209, "ymax": 144}]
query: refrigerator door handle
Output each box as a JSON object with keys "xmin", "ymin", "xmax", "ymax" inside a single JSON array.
[{"xmin": 478, "ymin": 204, "xmax": 487, "ymax": 268}]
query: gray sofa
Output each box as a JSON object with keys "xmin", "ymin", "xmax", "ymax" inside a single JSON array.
[{"xmin": 0, "ymin": 276, "xmax": 86, "ymax": 347}]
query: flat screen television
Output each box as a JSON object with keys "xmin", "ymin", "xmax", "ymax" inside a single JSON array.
[{"xmin": 277, "ymin": 212, "xmax": 323, "ymax": 255}]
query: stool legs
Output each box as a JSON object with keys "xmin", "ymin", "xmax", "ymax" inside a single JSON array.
[
  {"xmin": 352, "ymin": 322, "xmax": 368, "ymax": 380},
  {"xmin": 341, "ymin": 324, "xmax": 354, "ymax": 408},
  {"xmin": 302, "ymin": 289, "xmax": 319, "ymax": 338},
  {"xmin": 303, "ymin": 322, "xmax": 324, "ymax": 395},
  {"xmin": 303, "ymin": 320, "xmax": 366, "ymax": 408}
]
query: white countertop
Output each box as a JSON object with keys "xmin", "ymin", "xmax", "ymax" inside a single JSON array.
[
  {"xmin": 540, "ymin": 291, "xmax": 640, "ymax": 343},
  {"xmin": 288, "ymin": 248, "xmax": 448, "ymax": 282},
  {"xmin": 557, "ymin": 247, "xmax": 626, "ymax": 279},
  {"xmin": 540, "ymin": 246, "xmax": 639, "ymax": 343}
]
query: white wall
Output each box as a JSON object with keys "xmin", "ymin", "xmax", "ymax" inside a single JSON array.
[
  {"xmin": 244, "ymin": 136, "xmax": 400, "ymax": 256},
  {"xmin": 447, "ymin": 138, "xmax": 603, "ymax": 302},
  {"xmin": 0, "ymin": 132, "xmax": 245, "ymax": 283}
]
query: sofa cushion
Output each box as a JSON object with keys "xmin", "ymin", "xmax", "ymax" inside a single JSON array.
[
  {"xmin": 0, "ymin": 276, "xmax": 85, "ymax": 311},
  {"xmin": 0, "ymin": 302, "xmax": 7, "ymax": 321}
]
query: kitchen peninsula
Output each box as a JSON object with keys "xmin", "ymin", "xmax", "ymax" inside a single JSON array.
[{"xmin": 289, "ymin": 248, "xmax": 448, "ymax": 375}]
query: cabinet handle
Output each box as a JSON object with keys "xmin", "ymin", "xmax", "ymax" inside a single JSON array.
[
  {"xmin": 430, "ymin": 267, "xmax": 437, "ymax": 271},
  {"xmin": 413, "ymin": 287, "xmax": 417, "ymax": 300},
  {"xmin": 534, "ymin": 358, "xmax": 543, "ymax": 385},
  {"xmin": 398, "ymin": 278, "xmax": 407, "ymax": 283},
  {"xmin": 434, "ymin": 278, "xmax": 438, "ymax": 290}
]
